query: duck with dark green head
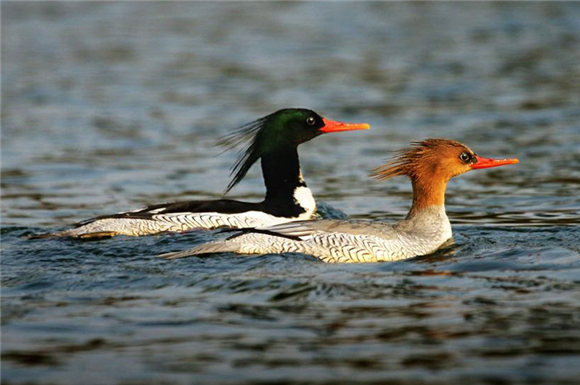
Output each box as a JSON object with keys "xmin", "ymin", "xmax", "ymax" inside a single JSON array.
[{"xmin": 37, "ymin": 109, "xmax": 369, "ymax": 239}]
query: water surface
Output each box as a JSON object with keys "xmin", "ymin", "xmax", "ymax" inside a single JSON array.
[{"xmin": 2, "ymin": 3, "xmax": 579, "ymax": 384}]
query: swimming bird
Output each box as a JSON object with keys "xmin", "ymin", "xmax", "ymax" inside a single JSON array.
[
  {"xmin": 161, "ymin": 139, "xmax": 518, "ymax": 262},
  {"xmin": 38, "ymin": 109, "xmax": 370, "ymax": 239}
]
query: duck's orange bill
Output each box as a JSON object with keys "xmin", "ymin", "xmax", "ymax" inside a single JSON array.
[
  {"xmin": 321, "ymin": 118, "xmax": 370, "ymax": 133},
  {"xmin": 472, "ymin": 155, "xmax": 519, "ymax": 169}
]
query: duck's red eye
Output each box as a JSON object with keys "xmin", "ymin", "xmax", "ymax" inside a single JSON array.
[
  {"xmin": 459, "ymin": 152, "xmax": 471, "ymax": 163},
  {"xmin": 306, "ymin": 117, "xmax": 316, "ymax": 126}
]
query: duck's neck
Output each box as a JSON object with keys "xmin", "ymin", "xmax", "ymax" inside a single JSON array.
[
  {"xmin": 401, "ymin": 177, "xmax": 452, "ymax": 245},
  {"xmin": 407, "ymin": 176, "xmax": 448, "ymax": 219},
  {"xmin": 261, "ymin": 147, "xmax": 308, "ymax": 205}
]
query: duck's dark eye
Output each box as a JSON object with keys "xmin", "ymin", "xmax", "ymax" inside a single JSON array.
[
  {"xmin": 459, "ymin": 152, "xmax": 472, "ymax": 163},
  {"xmin": 306, "ymin": 117, "xmax": 316, "ymax": 126}
]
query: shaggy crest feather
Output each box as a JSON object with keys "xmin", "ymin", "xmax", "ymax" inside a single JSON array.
[
  {"xmin": 372, "ymin": 138, "xmax": 467, "ymax": 181},
  {"xmin": 217, "ymin": 116, "xmax": 269, "ymax": 194}
]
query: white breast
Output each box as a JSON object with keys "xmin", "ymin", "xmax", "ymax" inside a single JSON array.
[{"xmin": 293, "ymin": 186, "xmax": 317, "ymax": 219}]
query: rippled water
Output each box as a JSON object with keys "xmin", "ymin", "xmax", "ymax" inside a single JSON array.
[{"xmin": 2, "ymin": 3, "xmax": 579, "ymax": 384}]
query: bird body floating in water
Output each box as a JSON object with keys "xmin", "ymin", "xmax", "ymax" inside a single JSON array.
[
  {"xmin": 33, "ymin": 109, "xmax": 369, "ymax": 239},
  {"xmin": 161, "ymin": 139, "xmax": 519, "ymax": 263}
]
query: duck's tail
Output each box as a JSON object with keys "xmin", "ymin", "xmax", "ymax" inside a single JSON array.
[
  {"xmin": 28, "ymin": 228, "xmax": 118, "ymax": 240},
  {"xmin": 159, "ymin": 240, "xmax": 243, "ymax": 260}
]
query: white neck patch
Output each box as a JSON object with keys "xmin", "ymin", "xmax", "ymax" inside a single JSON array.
[{"xmin": 293, "ymin": 186, "xmax": 316, "ymax": 218}]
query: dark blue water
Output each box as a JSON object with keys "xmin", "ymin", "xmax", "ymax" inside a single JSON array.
[{"xmin": 2, "ymin": 3, "xmax": 579, "ymax": 384}]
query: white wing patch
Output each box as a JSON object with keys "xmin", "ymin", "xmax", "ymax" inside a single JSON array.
[{"xmin": 146, "ymin": 207, "xmax": 167, "ymax": 214}]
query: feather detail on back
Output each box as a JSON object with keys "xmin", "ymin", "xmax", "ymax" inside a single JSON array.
[
  {"xmin": 217, "ymin": 116, "xmax": 268, "ymax": 193},
  {"xmin": 160, "ymin": 241, "xmax": 242, "ymax": 260},
  {"xmin": 253, "ymin": 219, "xmax": 399, "ymax": 239}
]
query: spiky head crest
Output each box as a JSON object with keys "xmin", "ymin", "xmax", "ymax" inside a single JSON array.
[
  {"xmin": 219, "ymin": 109, "xmax": 326, "ymax": 193},
  {"xmin": 372, "ymin": 138, "xmax": 477, "ymax": 182}
]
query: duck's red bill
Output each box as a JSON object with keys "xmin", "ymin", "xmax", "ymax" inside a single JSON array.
[
  {"xmin": 321, "ymin": 118, "xmax": 370, "ymax": 133},
  {"xmin": 472, "ymin": 155, "xmax": 519, "ymax": 169}
]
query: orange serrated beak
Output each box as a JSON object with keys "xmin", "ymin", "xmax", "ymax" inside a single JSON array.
[
  {"xmin": 471, "ymin": 155, "xmax": 519, "ymax": 169},
  {"xmin": 320, "ymin": 118, "xmax": 370, "ymax": 133}
]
